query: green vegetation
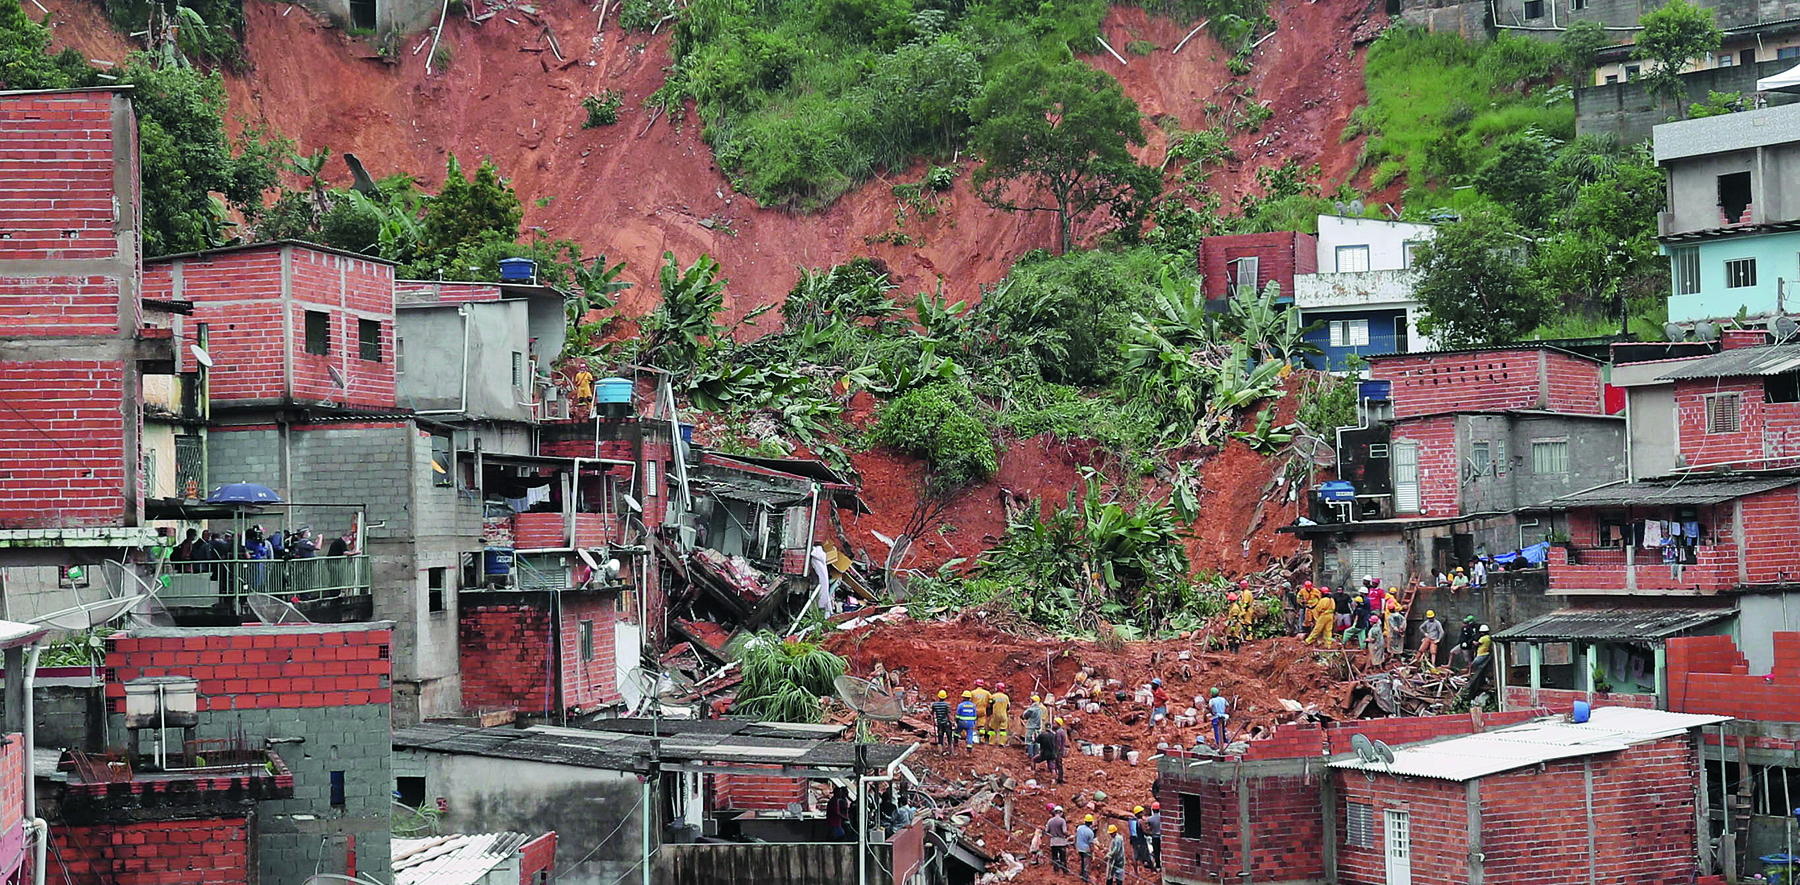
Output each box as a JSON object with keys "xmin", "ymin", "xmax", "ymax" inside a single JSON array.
[
  {"xmin": 1636, "ymin": 0, "xmax": 1722, "ymax": 117},
  {"xmin": 582, "ymin": 89, "xmax": 624, "ymax": 127},
  {"xmin": 734, "ymin": 634, "xmax": 847, "ymax": 722},
  {"xmin": 871, "ymin": 385, "xmax": 999, "ymax": 491},
  {"xmin": 101, "ymin": 0, "xmax": 246, "ymax": 68}
]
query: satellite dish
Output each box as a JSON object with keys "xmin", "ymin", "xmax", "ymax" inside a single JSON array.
[
  {"xmin": 619, "ymin": 492, "xmax": 643, "ymax": 514},
  {"xmin": 1776, "ymin": 315, "xmax": 1798, "ymax": 342},
  {"xmin": 1663, "ymin": 322, "xmax": 1688, "ymax": 342},
  {"xmin": 1348, "ymin": 199, "xmax": 1365, "ymax": 216},
  {"xmin": 833, "ymin": 675, "xmax": 906, "ymax": 722},
  {"xmin": 328, "ymin": 364, "xmax": 348, "ymax": 389},
  {"xmin": 1349, "ymin": 733, "xmax": 1379, "ymax": 764},
  {"xmin": 103, "ymin": 561, "xmax": 177, "ymax": 628},
  {"xmin": 31, "ymin": 595, "xmax": 146, "ymax": 640},
  {"xmin": 870, "ymin": 530, "xmax": 896, "ymax": 550},
  {"xmin": 1372, "ymin": 740, "xmax": 1396, "ymax": 765},
  {"xmin": 246, "ymin": 593, "xmax": 312, "ymax": 626},
  {"xmin": 190, "ymin": 344, "xmax": 213, "ymax": 368},
  {"xmin": 1694, "ymin": 321, "xmax": 1719, "ymax": 342},
  {"xmin": 1333, "ymin": 201, "xmax": 1348, "ymax": 215},
  {"xmin": 622, "ymin": 664, "xmax": 699, "ymax": 717}
]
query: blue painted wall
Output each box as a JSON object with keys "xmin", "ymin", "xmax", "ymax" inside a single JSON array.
[
  {"xmin": 1301, "ymin": 308, "xmax": 1409, "ymax": 371},
  {"xmin": 1665, "ymin": 229, "xmax": 1800, "ymax": 322}
]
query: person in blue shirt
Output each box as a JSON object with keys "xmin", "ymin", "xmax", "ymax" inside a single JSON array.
[
  {"xmin": 1074, "ymin": 814, "xmax": 1097, "ymax": 883},
  {"xmin": 1208, "ymin": 687, "xmax": 1230, "ymax": 747},
  {"xmin": 955, "ymin": 691, "xmax": 979, "ymax": 753}
]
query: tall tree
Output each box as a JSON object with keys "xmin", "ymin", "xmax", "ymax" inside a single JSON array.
[
  {"xmin": 969, "ymin": 56, "xmax": 1149, "ymax": 254},
  {"xmin": 420, "ymin": 155, "xmax": 524, "ymax": 261},
  {"xmin": 1637, "ymin": 0, "xmax": 1722, "ymax": 117},
  {"xmin": 1413, "ymin": 209, "xmax": 1550, "ymax": 348}
]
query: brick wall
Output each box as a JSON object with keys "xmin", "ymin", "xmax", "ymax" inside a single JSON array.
[
  {"xmin": 559, "ymin": 594, "xmax": 620, "ymax": 711},
  {"xmin": 460, "ymin": 603, "xmax": 553, "ymax": 714},
  {"xmin": 52, "ymin": 817, "xmax": 250, "ymax": 885},
  {"xmin": 712, "ymin": 771, "xmax": 806, "ymax": 811},
  {"xmin": 1673, "ymin": 377, "xmax": 1800, "ymax": 470},
  {"xmin": 1502, "ymin": 686, "xmax": 1658, "ymax": 713},
  {"xmin": 103, "ymin": 626, "xmax": 394, "ymax": 884},
  {"xmin": 1739, "ymin": 486, "xmax": 1800, "ymax": 584},
  {"xmin": 395, "ymin": 280, "xmax": 505, "ymax": 303},
  {"xmin": 1391, "ymin": 415, "xmax": 1459, "ymax": 516},
  {"xmin": 1335, "ymin": 774, "xmax": 1468, "ymax": 885},
  {"xmin": 1667, "ymin": 632, "xmax": 1800, "ymax": 723},
  {"xmin": 0, "ymin": 731, "xmax": 21, "ymax": 882},
  {"xmin": 1373, "ymin": 349, "xmax": 1603, "ymax": 419},
  {"xmin": 1197, "ymin": 231, "xmax": 1317, "ymax": 300},
  {"xmin": 0, "ymin": 360, "xmax": 129, "ymax": 527},
  {"xmin": 519, "ymin": 832, "xmax": 557, "ymax": 884}
]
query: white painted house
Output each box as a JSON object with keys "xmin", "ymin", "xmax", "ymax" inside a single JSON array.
[{"xmin": 1294, "ymin": 215, "xmax": 1437, "ymax": 371}]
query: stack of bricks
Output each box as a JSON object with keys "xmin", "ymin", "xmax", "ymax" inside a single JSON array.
[
  {"xmin": 459, "ymin": 604, "xmax": 552, "ymax": 713},
  {"xmin": 52, "ymin": 818, "xmax": 250, "ymax": 885},
  {"xmin": 1667, "ymin": 632, "xmax": 1800, "ymax": 723},
  {"xmin": 1373, "ymin": 347, "xmax": 1603, "ymax": 418},
  {"xmin": 105, "ymin": 629, "xmax": 392, "ymax": 712}
]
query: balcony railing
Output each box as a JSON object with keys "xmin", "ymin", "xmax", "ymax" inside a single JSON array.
[
  {"xmin": 510, "ymin": 511, "xmax": 624, "ymax": 551},
  {"xmin": 159, "ymin": 555, "xmax": 373, "ymax": 621}
]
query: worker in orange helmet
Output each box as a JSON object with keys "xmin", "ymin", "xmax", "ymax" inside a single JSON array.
[
  {"xmin": 988, "ymin": 682, "xmax": 1011, "ymax": 746},
  {"xmin": 1146, "ymin": 801, "xmax": 1163, "ymax": 869},
  {"xmin": 1305, "ymin": 590, "xmax": 1336, "ymax": 647}
]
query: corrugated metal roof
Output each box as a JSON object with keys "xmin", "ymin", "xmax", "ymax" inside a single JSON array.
[
  {"xmin": 1330, "ymin": 707, "xmax": 1731, "ymax": 781},
  {"xmin": 1653, "ymin": 102, "xmax": 1800, "ymax": 163},
  {"xmin": 394, "ymin": 833, "xmax": 531, "ymax": 885},
  {"xmin": 1657, "ymin": 344, "xmax": 1800, "ymax": 380},
  {"xmin": 1532, "ymin": 475, "xmax": 1800, "ymax": 508},
  {"xmin": 392, "ymin": 720, "xmax": 905, "ymax": 771},
  {"xmin": 1492, "ymin": 608, "xmax": 1734, "ymax": 642}
]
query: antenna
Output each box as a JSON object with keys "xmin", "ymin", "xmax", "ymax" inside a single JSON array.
[
  {"xmin": 247, "ymin": 593, "xmax": 313, "ymax": 626},
  {"xmin": 31, "ymin": 595, "xmax": 147, "ymax": 640},
  {"xmin": 1372, "ymin": 740, "xmax": 1396, "ymax": 766},
  {"xmin": 328, "ymin": 364, "xmax": 348, "ymax": 389},
  {"xmin": 1776, "ymin": 315, "xmax": 1798, "ymax": 342},
  {"xmin": 1349, "ymin": 733, "xmax": 1379, "ymax": 764},
  {"xmin": 1663, "ymin": 322, "xmax": 1688, "ymax": 342},
  {"xmin": 1333, "ymin": 201, "xmax": 1348, "ymax": 215},
  {"xmin": 622, "ymin": 664, "xmax": 699, "ymax": 718},
  {"xmin": 105, "ymin": 561, "xmax": 177, "ymax": 628}
]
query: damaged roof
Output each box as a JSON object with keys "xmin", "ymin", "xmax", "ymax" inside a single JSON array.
[
  {"xmin": 393, "ymin": 833, "xmax": 533, "ymax": 885},
  {"xmin": 1493, "ymin": 608, "xmax": 1734, "ymax": 642},
  {"xmin": 1657, "ymin": 344, "xmax": 1800, "ymax": 380},
  {"xmin": 1530, "ymin": 475, "xmax": 1800, "ymax": 509},
  {"xmin": 394, "ymin": 720, "xmax": 909, "ymax": 772},
  {"xmin": 1330, "ymin": 707, "xmax": 1731, "ymax": 782}
]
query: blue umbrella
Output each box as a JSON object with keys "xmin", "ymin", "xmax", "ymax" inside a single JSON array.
[{"xmin": 205, "ymin": 482, "xmax": 283, "ymax": 505}]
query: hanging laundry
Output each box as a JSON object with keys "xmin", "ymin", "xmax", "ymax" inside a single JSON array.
[
  {"xmin": 1683, "ymin": 520, "xmax": 1701, "ymax": 541},
  {"xmin": 1641, "ymin": 520, "xmax": 1662, "ymax": 548},
  {"xmin": 525, "ymin": 484, "xmax": 552, "ymax": 508}
]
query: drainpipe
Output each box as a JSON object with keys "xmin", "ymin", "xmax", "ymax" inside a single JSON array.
[
  {"xmin": 416, "ymin": 305, "xmax": 472, "ymax": 416},
  {"xmin": 858, "ymin": 742, "xmax": 920, "ymax": 885},
  {"xmin": 22, "ymin": 643, "xmax": 45, "ymax": 885},
  {"xmin": 27, "ymin": 818, "xmax": 44, "ymax": 885}
]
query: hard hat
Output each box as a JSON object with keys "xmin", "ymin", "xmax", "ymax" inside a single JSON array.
[
  {"xmin": 1227, "ymin": 592, "xmax": 1239, "ymax": 602},
  {"xmin": 1303, "ymin": 580, "xmax": 1313, "ymax": 587},
  {"xmin": 1480, "ymin": 624, "xmax": 1491, "ymax": 633},
  {"xmin": 1425, "ymin": 610, "xmax": 1436, "ymax": 618},
  {"xmin": 1047, "ymin": 802, "xmax": 1057, "ymax": 812},
  {"xmin": 1031, "ymin": 694, "xmax": 1041, "ymax": 702},
  {"xmin": 1455, "ymin": 567, "xmax": 1465, "ymax": 573},
  {"xmin": 1107, "ymin": 824, "xmax": 1118, "ymax": 834},
  {"xmin": 1055, "ymin": 717, "xmax": 1065, "ymax": 726},
  {"xmin": 1210, "ymin": 687, "xmax": 1221, "ymax": 696},
  {"xmin": 1054, "ymin": 805, "xmax": 1064, "ymax": 813},
  {"xmin": 976, "ymin": 679, "xmax": 987, "ymax": 686},
  {"xmin": 1133, "ymin": 805, "xmax": 1144, "ymax": 814},
  {"xmin": 1085, "ymin": 814, "xmax": 1095, "ymax": 823},
  {"xmin": 1363, "ymin": 575, "xmax": 1374, "ymax": 583},
  {"xmin": 1238, "ymin": 578, "xmax": 1248, "ymax": 586},
  {"xmin": 1355, "ymin": 596, "xmax": 1365, "ymax": 603},
  {"xmin": 1464, "ymin": 614, "xmax": 1476, "ymax": 622},
  {"xmin": 961, "ymin": 690, "xmax": 972, "ymax": 698},
  {"xmin": 1151, "ymin": 678, "xmax": 1162, "ymax": 686},
  {"xmin": 938, "ymin": 690, "xmax": 948, "ymax": 699},
  {"xmin": 1387, "ymin": 586, "xmax": 1398, "ymax": 592},
  {"xmin": 1152, "ymin": 801, "xmax": 1161, "ymax": 810},
  {"xmin": 996, "ymin": 682, "xmax": 1006, "ymax": 690}
]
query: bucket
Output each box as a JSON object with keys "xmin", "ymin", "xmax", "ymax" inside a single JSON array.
[
  {"xmin": 595, "ymin": 378, "xmax": 634, "ymax": 405},
  {"xmin": 498, "ymin": 258, "xmax": 537, "ymax": 282},
  {"xmin": 1571, "ymin": 700, "xmax": 1591, "ymax": 723},
  {"xmin": 679, "ymin": 423, "xmax": 695, "ymax": 444}
]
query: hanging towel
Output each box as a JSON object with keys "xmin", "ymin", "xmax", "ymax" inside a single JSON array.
[
  {"xmin": 525, "ymin": 485, "xmax": 552, "ymax": 508},
  {"xmin": 1641, "ymin": 520, "xmax": 1662, "ymax": 548},
  {"xmin": 1683, "ymin": 520, "xmax": 1701, "ymax": 540}
]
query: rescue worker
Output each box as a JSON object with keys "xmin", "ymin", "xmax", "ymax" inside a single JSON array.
[
  {"xmin": 1037, "ymin": 718, "xmax": 1065, "ymax": 784},
  {"xmin": 1385, "ymin": 597, "xmax": 1408, "ymax": 656},
  {"xmin": 1023, "ymin": 694, "xmax": 1046, "ymax": 749},
  {"xmin": 1207, "ymin": 688, "xmax": 1230, "ymax": 747},
  {"xmin": 971, "ymin": 680, "xmax": 992, "ymax": 743},
  {"xmin": 1075, "ymin": 814, "xmax": 1097, "ymax": 882},
  {"xmin": 1146, "ymin": 801, "xmax": 1163, "ymax": 869},
  {"xmin": 1224, "ymin": 592, "xmax": 1246, "ymax": 648},
  {"xmin": 1462, "ymin": 625, "xmax": 1496, "ymax": 700},
  {"xmin": 932, "ymin": 690, "xmax": 954, "ymax": 749},
  {"xmin": 1363, "ymin": 614, "xmax": 1387, "ymax": 665},
  {"xmin": 1149, "ymin": 678, "xmax": 1168, "ymax": 731},
  {"xmin": 1343, "ymin": 596, "xmax": 1370, "ymax": 646},
  {"xmin": 1105, "ymin": 824, "xmax": 1127, "ymax": 885},
  {"xmin": 1417, "ymin": 610, "xmax": 1444, "ymax": 665},
  {"xmin": 1366, "ymin": 582, "xmax": 1387, "ymax": 618},
  {"xmin": 1129, "ymin": 807, "xmax": 1152, "ymax": 870},
  {"xmin": 1450, "ymin": 566, "xmax": 1470, "ymax": 591},
  {"xmin": 955, "ymin": 691, "xmax": 979, "ymax": 751},
  {"xmin": 988, "ymin": 682, "xmax": 1011, "ymax": 746},
  {"xmin": 1046, "ymin": 805, "xmax": 1070, "ymax": 873},
  {"xmin": 1305, "ymin": 591, "xmax": 1336, "ymax": 647},
  {"xmin": 1452, "ymin": 614, "xmax": 1480, "ymax": 669},
  {"xmin": 1332, "ymin": 586, "xmax": 1354, "ymax": 632}
]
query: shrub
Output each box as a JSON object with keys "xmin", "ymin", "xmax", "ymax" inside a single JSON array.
[
  {"xmin": 871, "ymin": 385, "xmax": 998, "ymax": 492},
  {"xmin": 583, "ymin": 89, "xmax": 624, "ymax": 127}
]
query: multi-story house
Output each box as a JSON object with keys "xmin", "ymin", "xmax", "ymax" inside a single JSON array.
[
  {"xmin": 1656, "ymin": 101, "xmax": 1800, "ymax": 323},
  {"xmin": 1297, "ymin": 345, "xmax": 1625, "ymax": 589},
  {"xmin": 1293, "ymin": 214, "xmax": 1437, "ymax": 370}
]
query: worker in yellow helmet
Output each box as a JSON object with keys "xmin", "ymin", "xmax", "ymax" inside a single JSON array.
[
  {"xmin": 1417, "ymin": 609, "xmax": 1444, "ymax": 666},
  {"xmin": 988, "ymin": 682, "xmax": 1011, "ymax": 746},
  {"xmin": 1023, "ymin": 694, "xmax": 1046, "ymax": 748},
  {"xmin": 931, "ymin": 690, "xmax": 954, "ymax": 749},
  {"xmin": 970, "ymin": 680, "xmax": 991, "ymax": 743},
  {"xmin": 955, "ymin": 691, "xmax": 978, "ymax": 752},
  {"xmin": 1105, "ymin": 823, "xmax": 1127, "ymax": 885},
  {"xmin": 1075, "ymin": 813, "xmax": 1097, "ymax": 882}
]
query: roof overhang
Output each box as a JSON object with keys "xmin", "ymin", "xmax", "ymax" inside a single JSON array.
[{"xmin": 1493, "ymin": 608, "xmax": 1734, "ymax": 643}]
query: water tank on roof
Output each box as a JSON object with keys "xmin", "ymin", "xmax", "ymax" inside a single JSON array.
[
  {"xmin": 1318, "ymin": 481, "xmax": 1357, "ymax": 503},
  {"xmin": 484, "ymin": 547, "xmax": 515, "ymax": 577},
  {"xmin": 1358, "ymin": 380, "xmax": 1391, "ymax": 402},
  {"xmin": 498, "ymin": 258, "xmax": 537, "ymax": 282}
]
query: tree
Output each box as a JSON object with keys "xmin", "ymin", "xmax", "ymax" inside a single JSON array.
[
  {"xmin": 1413, "ymin": 209, "xmax": 1550, "ymax": 348},
  {"xmin": 969, "ymin": 57, "xmax": 1149, "ymax": 254},
  {"xmin": 0, "ymin": 0, "xmax": 93, "ymax": 90},
  {"xmin": 420, "ymin": 155, "xmax": 524, "ymax": 262},
  {"xmin": 1558, "ymin": 20, "xmax": 1608, "ymax": 80},
  {"xmin": 1473, "ymin": 128, "xmax": 1557, "ymax": 230},
  {"xmin": 1637, "ymin": 0, "xmax": 1722, "ymax": 117},
  {"xmin": 1532, "ymin": 146, "xmax": 1666, "ymax": 334}
]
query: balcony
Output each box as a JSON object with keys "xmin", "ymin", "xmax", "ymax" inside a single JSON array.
[
  {"xmin": 157, "ymin": 555, "xmax": 373, "ymax": 622},
  {"xmin": 56, "ymin": 746, "xmax": 295, "ymax": 824},
  {"xmin": 509, "ymin": 511, "xmax": 623, "ymax": 551},
  {"xmin": 1546, "ymin": 545, "xmax": 1738, "ymax": 595},
  {"xmin": 1292, "ymin": 269, "xmax": 1419, "ymax": 309}
]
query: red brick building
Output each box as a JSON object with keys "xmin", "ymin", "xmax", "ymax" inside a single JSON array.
[
  {"xmin": 1157, "ymin": 707, "xmax": 1723, "ymax": 885},
  {"xmin": 1197, "ymin": 231, "xmax": 1316, "ymax": 301}
]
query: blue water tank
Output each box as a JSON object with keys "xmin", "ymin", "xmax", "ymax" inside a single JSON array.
[
  {"xmin": 595, "ymin": 378, "xmax": 634, "ymax": 405},
  {"xmin": 1318, "ymin": 480, "xmax": 1357, "ymax": 503},
  {"xmin": 1571, "ymin": 700, "xmax": 1591, "ymax": 723},
  {"xmin": 498, "ymin": 258, "xmax": 537, "ymax": 282},
  {"xmin": 1358, "ymin": 379, "xmax": 1392, "ymax": 401},
  {"xmin": 484, "ymin": 547, "xmax": 515, "ymax": 576}
]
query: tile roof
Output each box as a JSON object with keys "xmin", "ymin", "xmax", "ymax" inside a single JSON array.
[
  {"xmin": 1531, "ymin": 475, "xmax": 1800, "ymax": 508},
  {"xmin": 393, "ymin": 833, "xmax": 531, "ymax": 885}
]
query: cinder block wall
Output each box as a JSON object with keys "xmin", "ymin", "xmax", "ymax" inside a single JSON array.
[{"xmin": 105, "ymin": 625, "xmax": 394, "ymax": 884}]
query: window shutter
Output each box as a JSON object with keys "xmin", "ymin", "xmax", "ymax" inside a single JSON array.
[
  {"xmin": 1708, "ymin": 395, "xmax": 1740, "ymax": 434},
  {"xmin": 1346, "ymin": 801, "xmax": 1375, "ymax": 849}
]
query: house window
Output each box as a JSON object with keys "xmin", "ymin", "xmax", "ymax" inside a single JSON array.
[
  {"xmin": 1769, "ymin": 372, "xmax": 1800, "ymax": 404},
  {"xmin": 1233, "ymin": 256, "xmax": 1260, "ymax": 297},
  {"xmin": 1532, "ymin": 440, "xmax": 1569, "ymax": 475},
  {"xmin": 395, "ymin": 776, "xmax": 426, "ymax": 808},
  {"xmin": 1719, "ymin": 172, "xmax": 1753, "ymax": 225},
  {"xmin": 1605, "ymin": 74, "xmax": 1619, "ymax": 84},
  {"xmin": 579, "ymin": 619, "xmax": 595, "ymax": 660},
  {"xmin": 1329, "ymin": 319, "xmax": 1371, "ymax": 348},
  {"xmin": 1180, "ymin": 794, "xmax": 1204, "ymax": 838},
  {"xmin": 1570, "ymin": 0, "xmax": 1586, "ymax": 8},
  {"xmin": 1367, "ymin": 443, "xmax": 1390, "ymax": 459},
  {"xmin": 349, "ymin": 0, "xmax": 376, "ymax": 29},
  {"xmin": 1781, "ymin": 46, "xmax": 1800, "ymax": 60},
  {"xmin": 1393, "ymin": 316, "xmax": 1409, "ymax": 352},
  {"xmin": 1523, "ymin": 0, "xmax": 1544, "ymax": 18},
  {"xmin": 1670, "ymin": 247, "xmax": 1701, "ymax": 296},
  {"xmin": 431, "ymin": 436, "xmax": 453, "ymax": 487},
  {"xmin": 1496, "ymin": 439, "xmax": 1508, "ymax": 475},
  {"xmin": 1345, "ymin": 801, "xmax": 1376, "ymax": 849},
  {"xmin": 1597, "ymin": 512, "xmax": 1631, "ymax": 548},
  {"xmin": 1470, "ymin": 440, "xmax": 1492, "ymax": 476},
  {"xmin": 304, "ymin": 310, "xmax": 330, "ymax": 355},
  {"xmin": 427, "ymin": 567, "xmax": 446, "ymax": 613},
  {"xmin": 1717, "ymin": 53, "xmax": 1735, "ymax": 67},
  {"xmin": 645, "ymin": 460, "xmax": 659, "ymax": 497},
  {"xmin": 1707, "ymin": 393, "xmax": 1741, "ymax": 434},
  {"xmin": 512, "ymin": 352, "xmax": 525, "ymax": 388},
  {"xmin": 329, "ymin": 771, "xmax": 347, "ymax": 807},
  {"xmin": 396, "ymin": 338, "xmax": 406, "ymax": 375},
  {"xmin": 1351, "ymin": 547, "xmax": 1382, "ymax": 579},
  {"xmin": 1335, "ymin": 245, "xmax": 1370, "ymax": 273},
  {"xmin": 1625, "ymin": 64, "xmax": 1640, "ymax": 80},
  {"xmin": 1726, "ymin": 258, "xmax": 1757, "ymax": 289},
  {"xmin": 1402, "ymin": 240, "xmax": 1422, "ymax": 269},
  {"xmin": 359, "ymin": 319, "xmax": 382, "ymax": 361}
]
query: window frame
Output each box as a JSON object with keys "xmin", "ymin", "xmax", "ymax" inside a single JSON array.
[
  {"xmin": 358, "ymin": 318, "xmax": 382, "ymax": 362},
  {"xmin": 1523, "ymin": 0, "xmax": 1545, "ymax": 19},
  {"xmin": 1531, "ymin": 439, "xmax": 1570, "ymax": 475},
  {"xmin": 304, "ymin": 310, "xmax": 331, "ymax": 356},
  {"xmin": 1470, "ymin": 440, "xmax": 1492, "ymax": 476},
  {"xmin": 431, "ymin": 436, "xmax": 454, "ymax": 487},
  {"xmin": 512, "ymin": 351, "xmax": 526, "ymax": 389},
  {"xmin": 1329, "ymin": 319, "xmax": 1370, "ymax": 348},
  {"xmin": 396, "ymin": 337, "xmax": 406, "ymax": 375},
  {"xmin": 1345, "ymin": 800, "xmax": 1376, "ymax": 849},
  {"xmin": 1706, "ymin": 392, "xmax": 1742, "ymax": 434},
  {"xmin": 579, "ymin": 619, "xmax": 596, "ymax": 661},
  {"xmin": 1232, "ymin": 256, "xmax": 1260, "ymax": 297},
  {"xmin": 1671, "ymin": 246, "xmax": 1701, "ymax": 296},
  {"xmin": 427, "ymin": 567, "xmax": 446, "ymax": 613},
  {"xmin": 1180, "ymin": 793, "xmax": 1204, "ymax": 839},
  {"xmin": 1334, "ymin": 244, "xmax": 1371, "ymax": 273},
  {"xmin": 1726, "ymin": 257, "xmax": 1758, "ymax": 289}
]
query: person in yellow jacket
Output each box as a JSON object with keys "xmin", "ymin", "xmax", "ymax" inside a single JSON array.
[
  {"xmin": 1305, "ymin": 592, "xmax": 1336, "ymax": 647},
  {"xmin": 988, "ymin": 682, "xmax": 1011, "ymax": 745},
  {"xmin": 971, "ymin": 680, "xmax": 992, "ymax": 743}
]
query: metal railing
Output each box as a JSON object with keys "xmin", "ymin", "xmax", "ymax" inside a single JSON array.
[{"xmin": 161, "ymin": 555, "xmax": 372, "ymax": 610}]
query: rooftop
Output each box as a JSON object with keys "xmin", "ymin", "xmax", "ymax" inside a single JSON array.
[
  {"xmin": 1530, "ymin": 474, "xmax": 1800, "ymax": 508},
  {"xmin": 1492, "ymin": 608, "xmax": 1734, "ymax": 643},
  {"xmin": 1656, "ymin": 343, "xmax": 1800, "ymax": 380},
  {"xmin": 145, "ymin": 238, "xmax": 395, "ymax": 267},
  {"xmin": 1366, "ymin": 342, "xmax": 1603, "ymax": 363},
  {"xmin": 1654, "ymin": 101, "xmax": 1800, "ymax": 164},
  {"xmin": 394, "ymin": 719, "xmax": 911, "ymax": 773},
  {"xmin": 394, "ymin": 833, "xmax": 535, "ymax": 885},
  {"xmin": 1329, "ymin": 707, "xmax": 1730, "ymax": 782}
]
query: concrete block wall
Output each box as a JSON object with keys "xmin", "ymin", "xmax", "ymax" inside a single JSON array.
[
  {"xmin": 1577, "ymin": 58, "xmax": 1800, "ymax": 145},
  {"xmin": 1503, "ymin": 685, "xmax": 1658, "ymax": 713},
  {"xmin": 1197, "ymin": 231, "xmax": 1317, "ymax": 300},
  {"xmin": 103, "ymin": 625, "xmax": 394, "ymax": 885},
  {"xmin": 1373, "ymin": 348, "xmax": 1603, "ymax": 418},
  {"xmin": 51, "ymin": 817, "xmax": 250, "ymax": 885}
]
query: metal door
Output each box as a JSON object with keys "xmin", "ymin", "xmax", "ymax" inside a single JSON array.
[
  {"xmin": 1384, "ymin": 810, "xmax": 1411, "ymax": 885},
  {"xmin": 1393, "ymin": 442, "xmax": 1420, "ymax": 514}
]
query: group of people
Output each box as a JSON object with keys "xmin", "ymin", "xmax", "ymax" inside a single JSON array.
[
  {"xmin": 823, "ymin": 782, "xmax": 916, "ymax": 842},
  {"xmin": 1041, "ymin": 801, "xmax": 1161, "ymax": 883},
  {"xmin": 1295, "ymin": 576, "xmax": 1408, "ymax": 658},
  {"xmin": 169, "ymin": 524, "xmax": 351, "ymax": 569},
  {"xmin": 930, "ymin": 682, "xmax": 1070, "ymax": 779}
]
